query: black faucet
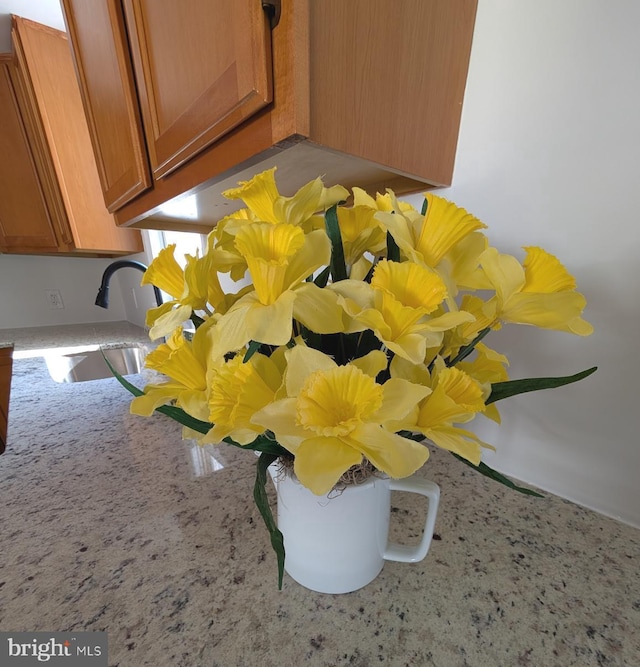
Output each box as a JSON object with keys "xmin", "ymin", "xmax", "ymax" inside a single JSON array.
[{"xmin": 95, "ymin": 260, "xmax": 163, "ymax": 309}]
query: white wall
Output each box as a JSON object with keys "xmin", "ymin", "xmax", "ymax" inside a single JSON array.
[
  {"xmin": 0, "ymin": 250, "xmax": 155, "ymax": 330},
  {"xmin": 0, "ymin": 254, "xmax": 127, "ymax": 328},
  {"xmin": 0, "ymin": 0, "xmax": 65, "ymax": 51},
  {"xmin": 410, "ymin": 0, "xmax": 640, "ymax": 526},
  {"xmin": 117, "ymin": 241, "xmax": 160, "ymax": 329}
]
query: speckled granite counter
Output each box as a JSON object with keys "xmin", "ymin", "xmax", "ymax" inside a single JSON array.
[
  {"xmin": 0, "ymin": 323, "xmax": 638, "ymax": 667},
  {"xmin": 0, "ymin": 321, "xmax": 150, "ymax": 351}
]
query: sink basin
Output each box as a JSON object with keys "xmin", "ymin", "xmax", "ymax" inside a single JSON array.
[{"xmin": 45, "ymin": 344, "xmax": 147, "ymax": 383}]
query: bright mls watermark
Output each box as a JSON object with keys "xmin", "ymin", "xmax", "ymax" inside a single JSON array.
[{"xmin": 1, "ymin": 633, "xmax": 107, "ymax": 666}]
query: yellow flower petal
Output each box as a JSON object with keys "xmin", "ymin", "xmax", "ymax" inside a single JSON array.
[
  {"xmin": 234, "ymin": 223, "xmax": 305, "ymax": 305},
  {"xmin": 148, "ymin": 303, "xmax": 193, "ymax": 341},
  {"xmin": 416, "ymin": 367, "xmax": 485, "ymax": 428},
  {"xmin": 292, "ymin": 283, "xmax": 345, "ymax": 334},
  {"xmin": 294, "ymin": 437, "xmax": 363, "ymax": 496},
  {"xmin": 457, "ymin": 343, "xmax": 509, "ymax": 385},
  {"xmin": 130, "ymin": 384, "xmax": 181, "ymax": 416},
  {"xmin": 210, "ymin": 302, "xmax": 253, "ymax": 359},
  {"xmin": 145, "ymin": 328, "xmax": 207, "ymax": 390},
  {"xmin": 250, "ymin": 397, "xmax": 309, "ymax": 447},
  {"xmin": 142, "ymin": 245, "xmax": 184, "ymax": 298},
  {"xmin": 448, "ymin": 231, "xmax": 491, "ymax": 290},
  {"xmin": 522, "ymin": 246, "xmax": 576, "ymax": 293},
  {"xmin": 423, "ymin": 425, "xmax": 488, "ymax": 465},
  {"xmin": 480, "ymin": 247, "xmax": 525, "ymax": 305},
  {"xmin": 502, "ymin": 292, "xmax": 591, "ymax": 332},
  {"xmin": 373, "ymin": 378, "xmax": 431, "ymax": 422},
  {"xmin": 417, "ymin": 194, "xmax": 487, "ymax": 266},
  {"xmin": 337, "ymin": 205, "xmax": 386, "ymax": 266},
  {"xmin": 350, "ymin": 350, "xmax": 388, "ymax": 378},
  {"xmin": 222, "ymin": 167, "xmax": 280, "ymax": 223},
  {"xmin": 145, "ymin": 300, "xmax": 176, "ymax": 328},
  {"xmin": 177, "ymin": 390, "xmax": 210, "ymax": 422},
  {"xmin": 244, "ymin": 290, "xmax": 297, "ymax": 345},
  {"xmin": 285, "ymin": 345, "xmax": 337, "ymax": 396},
  {"xmin": 284, "ymin": 229, "xmax": 331, "ymax": 287},
  {"xmin": 296, "ymin": 365, "xmax": 383, "ymax": 437},
  {"xmin": 372, "ymin": 260, "xmax": 447, "ymax": 313},
  {"xmin": 385, "ymin": 333, "xmax": 428, "ymax": 365},
  {"xmin": 206, "ymin": 353, "xmax": 279, "ymax": 444},
  {"xmin": 348, "ymin": 423, "xmax": 429, "ymax": 479}
]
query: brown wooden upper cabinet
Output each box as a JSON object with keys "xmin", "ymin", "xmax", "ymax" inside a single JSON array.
[
  {"xmin": 0, "ymin": 17, "xmax": 143, "ymax": 256},
  {"xmin": 61, "ymin": 0, "xmax": 478, "ymax": 231},
  {"xmin": 0, "ymin": 345, "xmax": 13, "ymax": 454}
]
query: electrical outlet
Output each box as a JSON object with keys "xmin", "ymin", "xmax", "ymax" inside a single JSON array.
[{"xmin": 45, "ymin": 289, "xmax": 64, "ymax": 309}]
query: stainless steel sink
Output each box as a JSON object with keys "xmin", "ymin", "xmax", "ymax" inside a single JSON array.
[{"xmin": 45, "ymin": 344, "xmax": 147, "ymax": 383}]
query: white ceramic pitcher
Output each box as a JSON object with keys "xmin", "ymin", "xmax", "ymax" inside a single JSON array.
[{"xmin": 271, "ymin": 469, "xmax": 440, "ymax": 594}]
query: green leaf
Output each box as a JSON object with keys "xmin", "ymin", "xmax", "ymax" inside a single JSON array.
[
  {"xmin": 446, "ymin": 327, "xmax": 491, "ymax": 367},
  {"xmin": 190, "ymin": 313, "xmax": 205, "ymax": 329},
  {"xmin": 451, "ymin": 454, "xmax": 544, "ymax": 497},
  {"xmin": 386, "ymin": 232, "xmax": 400, "ymax": 262},
  {"xmin": 487, "ymin": 366, "xmax": 597, "ymax": 405},
  {"xmin": 397, "ymin": 430, "xmax": 426, "ymax": 443},
  {"xmin": 314, "ymin": 265, "xmax": 331, "ymax": 288},
  {"xmin": 155, "ymin": 405, "xmax": 211, "ymax": 434},
  {"xmin": 324, "ymin": 204, "xmax": 348, "ymax": 282},
  {"xmin": 226, "ymin": 433, "xmax": 289, "ymax": 457},
  {"xmin": 101, "ymin": 349, "xmax": 144, "ymax": 396},
  {"xmin": 421, "ymin": 197, "xmax": 428, "ymax": 216},
  {"xmin": 254, "ymin": 452, "xmax": 286, "ymax": 589},
  {"xmin": 243, "ymin": 340, "xmax": 261, "ymax": 363}
]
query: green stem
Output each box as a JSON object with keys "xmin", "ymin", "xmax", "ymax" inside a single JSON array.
[{"xmin": 447, "ymin": 327, "xmax": 492, "ymax": 367}]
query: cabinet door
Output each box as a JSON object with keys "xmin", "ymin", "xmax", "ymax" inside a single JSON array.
[
  {"xmin": 0, "ymin": 345, "xmax": 13, "ymax": 454},
  {"xmin": 12, "ymin": 17, "xmax": 143, "ymax": 256},
  {"xmin": 0, "ymin": 61, "xmax": 60, "ymax": 253},
  {"xmin": 61, "ymin": 0, "xmax": 151, "ymax": 212},
  {"xmin": 123, "ymin": 0, "xmax": 273, "ymax": 179}
]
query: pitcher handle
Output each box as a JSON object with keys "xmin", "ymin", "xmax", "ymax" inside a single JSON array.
[{"xmin": 383, "ymin": 477, "xmax": 440, "ymax": 563}]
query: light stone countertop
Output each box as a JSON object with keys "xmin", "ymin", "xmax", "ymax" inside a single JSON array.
[{"xmin": 0, "ymin": 322, "xmax": 638, "ymax": 667}]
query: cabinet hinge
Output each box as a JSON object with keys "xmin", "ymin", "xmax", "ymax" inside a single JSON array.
[{"xmin": 262, "ymin": 0, "xmax": 281, "ymax": 29}]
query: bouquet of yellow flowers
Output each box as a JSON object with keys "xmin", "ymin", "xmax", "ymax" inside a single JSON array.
[{"xmin": 113, "ymin": 168, "xmax": 595, "ymax": 587}]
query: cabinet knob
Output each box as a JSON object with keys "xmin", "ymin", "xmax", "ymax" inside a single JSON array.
[{"xmin": 262, "ymin": 0, "xmax": 281, "ymax": 29}]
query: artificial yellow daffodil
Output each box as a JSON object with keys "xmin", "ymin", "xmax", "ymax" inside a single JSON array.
[
  {"xmin": 376, "ymin": 193, "xmax": 487, "ymax": 269},
  {"xmin": 392, "ymin": 362, "xmax": 492, "ymax": 465},
  {"xmin": 251, "ymin": 346, "xmax": 431, "ymax": 495},
  {"xmin": 130, "ymin": 325, "xmax": 211, "ymax": 427},
  {"xmin": 210, "ymin": 223, "xmax": 344, "ymax": 357},
  {"xmin": 222, "ymin": 167, "xmax": 348, "ymax": 232},
  {"xmin": 457, "ymin": 343, "xmax": 509, "ymax": 423},
  {"xmin": 202, "ymin": 350, "xmax": 285, "ymax": 445},
  {"xmin": 204, "ymin": 209, "xmax": 254, "ymax": 281},
  {"xmin": 480, "ymin": 247, "xmax": 593, "ymax": 335},
  {"xmin": 142, "ymin": 245, "xmax": 235, "ymax": 340},
  {"xmin": 126, "ymin": 172, "xmax": 598, "ymax": 587},
  {"xmin": 336, "ymin": 204, "xmax": 386, "ymax": 269},
  {"xmin": 456, "ymin": 343, "xmax": 509, "ymax": 385},
  {"xmin": 332, "ymin": 260, "xmax": 474, "ymax": 363},
  {"xmin": 434, "ymin": 294, "xmax": 497, "ymax": 363},
  {"xmin": 352, "ymin": 187, "xmax": 415, "ymax": 213},
  {"xmin": 445, "ymin": 231, "xmax": 492, "ymax": 292}
]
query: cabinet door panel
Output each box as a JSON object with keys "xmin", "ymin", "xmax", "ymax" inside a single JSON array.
[
  {"xmin": 0, "ymin": 63, "xmax": 59, "ymax": 252},
  {"xmin": 0, "ymin": 346, "xmax": 13, "ymax": 454},
  {"xmin": 123, "ymin": 0, "xmax": 273, "ymax": 179},
  {"xmin": 61, "ymin": 0, "xmax": 152, "ymax": 212}
]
